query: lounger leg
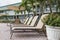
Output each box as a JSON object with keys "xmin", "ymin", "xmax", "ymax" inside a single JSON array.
[
  {"xmin": 42, "ymin": 29, "xmax": 47, "ymax": 37},
  {"xmin": 35, "ymin": 29, "xmax": 41, "ymax": 34},
  {"xmin": 10, "ymin": 31, "xmax": 13, "ymax": 39}
]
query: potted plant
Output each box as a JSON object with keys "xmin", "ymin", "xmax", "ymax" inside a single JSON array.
[{"xmin": 42, "ymin": 13, "xmax": 60, "ymax": 40}]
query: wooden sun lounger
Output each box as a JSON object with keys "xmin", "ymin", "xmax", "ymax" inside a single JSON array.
[{"xmin": 10, "ymin": 14, "xmax": 48, "ymax": 39}]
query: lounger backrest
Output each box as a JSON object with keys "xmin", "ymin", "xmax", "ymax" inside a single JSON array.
[
  {"xmin": 30, "ymin": 16, "xmax": 38, "ymax": 26},
  {"xmin": 27, "ymin": 16, "xmax": 33, "ymax": 25},
  {"xmin": 36, "ymin": 14, "xmax": 49, "ymax": 28},
  {"xmin": 24, "ymin": 18, "xmax": 29, "ymax": 24}
]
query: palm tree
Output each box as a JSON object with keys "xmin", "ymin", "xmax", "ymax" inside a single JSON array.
[
  {"xmin": 47, "ymin": 0, "xmax": 53, "ymax": 13},
  {"xmin": 35, "ymin": 0, "xmax": 46, "ymax": 15},
  {"xmin": 27, "ymin": 0, "xmax": 37, "ymax": 16},
  {"xmin": 37, "ymin": 0, "xmax": 58, "ymax": 14},
  {"xmin": 20, "ymin": 0, "xmax": 37, "ymax": 16},
  {"xmin": 14, "ymin": 10, "xmax": 21, "ymax": 23},
  {"xmin": 56, "ymin": 0, "xmax": 60, "ymax": 12},
  {"xmin": 47, "ymin": 0, "xmax": 57, "ymax": 13},
  {"xmin": 14, "ymin": 10, "xmax": 20, "ymax": 19},
  {"xmin": 19, "ymin": 0, "xmax": 33, "ymax": 17}
]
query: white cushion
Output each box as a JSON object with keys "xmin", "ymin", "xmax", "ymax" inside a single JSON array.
[
  {"xmin": 24, "ymin": 18, "xmax": 29, "ymax": 24},
  {"xmin": 27, "ymin": 17, "xmax": 33, "ymax": 25},
  {"xmin": 30, "ymin": 16, "xmax": 38, "ymax": 26},
  {"xmin": 12, "ymin": 27, "xmax": 41, "ymax": 30}
]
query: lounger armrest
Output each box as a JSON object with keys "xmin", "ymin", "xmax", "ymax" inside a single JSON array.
[{"xmin": 10, "ymin": 23, "xmax": 32, "ymax": 27}]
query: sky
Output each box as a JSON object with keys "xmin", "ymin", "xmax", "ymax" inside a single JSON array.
[{"xmin": 0, "ymin": 0, "xmax": 22, "ymax": 7}]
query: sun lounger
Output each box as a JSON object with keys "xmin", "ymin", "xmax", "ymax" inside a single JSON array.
[
  {"xmin": 10, "ymin": 14, "xmax": 49, "ymax": 39},
  {"xmin": 10, "ymin": 16, "xmax": 39, "ymax": 39}
]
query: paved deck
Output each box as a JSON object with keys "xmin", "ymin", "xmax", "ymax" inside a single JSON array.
[{"xmin": 0, "ymin": 23, "xmax": 47, "ymax": 40}]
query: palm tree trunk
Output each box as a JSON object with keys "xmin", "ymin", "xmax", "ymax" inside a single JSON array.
[
  {"xmin": 39, "ymin": 4, "xmax": 44, "ymax": 16},
  {"xmin": 56, "ymin": 0, "xmax": 58, "ymax": 12},
  {"xmin": 27, "ymin": 11, "xmax": 29, "ymax": 17},
  {"xmin": 48, "ymin": 0, "xmax": 52, "ymax": 13},
  {"xmin": 49, "ymin": 4, "xmax": 52, "ymax": 13}
]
